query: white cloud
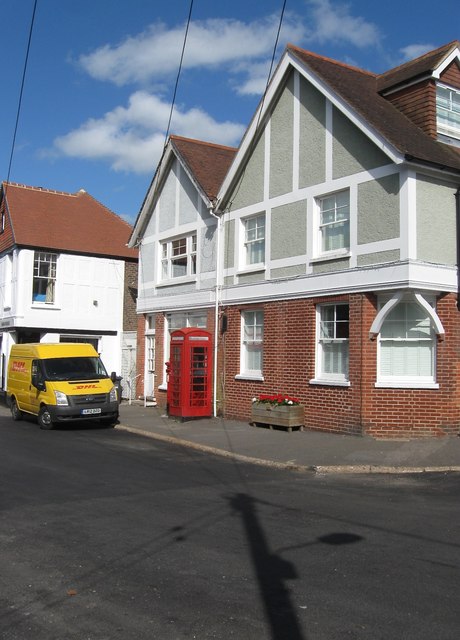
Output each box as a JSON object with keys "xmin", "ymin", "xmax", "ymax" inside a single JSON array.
[
  {"xmin": 79, "ymin": 16, "xmax": 306, "ymax": 87},
  {"xmin": 306, "ymin": 0, "xmax": 380, "ymax": 48},
  {"xmin": 53, "ymin": 92, "xmax": 245, "ymax": 174},
  {"xmin": 55, "ymin": 7, "xmax": 382, "ymax": 175},
  {"xmin": 399, "ymin": 43, "xmax": 436, "ymax": 62}
]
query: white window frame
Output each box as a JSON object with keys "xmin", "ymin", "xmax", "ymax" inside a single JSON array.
[
  {"xmin": 237, "ymin": 310, "xmax": 264, "ymax": 380},
  {"xmin": 315, "ymin": 190, "xmax": 350, "ymax": 257},
  {"xmin": 32, "ymin": 251, "xmax": 58, "ymax": 305},
  {"xmin": 145, "ymin": 315, "xmax": 155, "ymax": 374},
  {"xmin": 312, "ymin": 303, "xmax": 350, "ymax": 385},
  {"xmin": 241, "ymin": 213, "xmax": 265, "ymax": 270},
  {"xmin": 160, "ymin": 233, "xmax": 197, "ymax": 281},
  {"xmin": 436, "ymin": 83, "xmax": 460, "ymax": 141},
  {"xmin": 375, "ymin": 294, "xmax": 440, "ymax": 389}
]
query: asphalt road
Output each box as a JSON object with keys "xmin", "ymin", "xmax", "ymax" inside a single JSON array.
[{"xmin": 1, "ymin": 415, "xmax": 459, "ymax": 640}]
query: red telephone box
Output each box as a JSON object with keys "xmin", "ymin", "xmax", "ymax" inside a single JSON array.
[{"xmin": 166, "ymin": 328, "xmax": 212, "ymax": 419}]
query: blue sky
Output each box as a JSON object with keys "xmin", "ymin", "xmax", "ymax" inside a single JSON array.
[{"xmin": 1, "ymin": 0, "xmax": 458, "ymax": 224}]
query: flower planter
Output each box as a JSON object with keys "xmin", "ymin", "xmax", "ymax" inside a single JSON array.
[{"xmin": 250, "ymin": 403, "xmax": 304, "ymax": 432}]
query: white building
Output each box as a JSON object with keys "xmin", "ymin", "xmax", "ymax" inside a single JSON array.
[{"xmin": 0, "ymin": 182, "xmax": 138, "ymax": 391}]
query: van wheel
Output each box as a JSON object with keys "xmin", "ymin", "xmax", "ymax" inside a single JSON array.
[
  {"xmin": 10, "ymin": 399, "xmax": 22, "ymax": 421},
  {"xmin": 38, "ymin": 406, "xmax": 54, "ymax": 430}
]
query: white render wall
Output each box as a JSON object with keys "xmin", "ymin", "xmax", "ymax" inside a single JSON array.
[{"xmin": 0, "ymin": 249, "xmax": 125, "ymax": 379}]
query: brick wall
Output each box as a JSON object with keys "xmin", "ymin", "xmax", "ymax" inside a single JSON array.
[
  {"xmin": 221, "ymin": 293, "xmax": 460, "ymax": 438},
  {"xmin": 363, "ymin": 293, "xmax": 460, "ymax": 438},
  {"xmin": 123, "ymin": 261, "xmax": 138, "ymax": 331}
]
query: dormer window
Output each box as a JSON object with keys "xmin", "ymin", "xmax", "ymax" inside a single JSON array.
[{"xmin": 436, "ymin": 84, "xmax": 460, "ymax": 140}]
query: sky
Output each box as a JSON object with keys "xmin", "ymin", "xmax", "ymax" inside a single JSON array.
[{"xmin": 1, "ymin": 0, "xmax": 458, "ymax": 225}]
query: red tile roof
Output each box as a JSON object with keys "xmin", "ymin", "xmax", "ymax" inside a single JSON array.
[
  {"xmin": 2, "ymin": 182, "xmax": 137, "ymax": 260},
  {"xmin": 170, "ymin": 136, "xmax": 237, "ymax": 201},
  {"xmin": 377, "ymin": 41, "xmax": 460, "ymax": 92},
  {"xmin": 288, "ymin": 44, "xmax": 460, "ymax": 173}
]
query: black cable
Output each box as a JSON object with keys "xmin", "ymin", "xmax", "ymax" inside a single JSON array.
[
  {"xmin": 5, "ymin": 0, "xmax": 38, "ymax": 187},
  {"xmin": 226, "ymin": 0, "xmax": 287, "ymax": 211},
  {"xmin": 163, "ymin": 0, "xmax": 194, "ymax": 148}
]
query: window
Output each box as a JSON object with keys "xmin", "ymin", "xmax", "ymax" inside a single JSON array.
[
  {"xmin": 241, "ymin": 310, "xmax": 264, "ymax": 376},
  {"xmin": 147, "ymin": 336, "xmax": 155, "ymax": 373},
  {"xmin": 161, "ymin": 234, "xmax": 197, "ymax": 280},
  {"xmin": 33, "ymin": 252, "xmax": 57, "ymax": 303},
  {"xmin": 316, "ymin": 304, "xmax": 349, "ymax": 382},
  {"xmin": 378, "ymin": 301, "xmax": 435, "ymax": 384},
  {"xmin": 244, "ymin": 214, "xmax": 265, "ymax": 266},
  {"xmin": 318, "ymin": 191, "xmax": 349, "ymax": 253},
  {"xmin": 437, "ymin": 85, "xmax": 460, "ymax": 140}
]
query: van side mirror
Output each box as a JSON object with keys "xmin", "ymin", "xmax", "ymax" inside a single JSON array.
[
  {"xmin": 110, "ymin": 371, "xmax": 117, "ymax": 382},
  {"xmin": 31, "ymin": 374, "xmax": 46, "ymax": 391}
]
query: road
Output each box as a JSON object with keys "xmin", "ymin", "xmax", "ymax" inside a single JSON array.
[{"xmin": 0, "ymin": 414, "xmax": 459, "ymax": 639}]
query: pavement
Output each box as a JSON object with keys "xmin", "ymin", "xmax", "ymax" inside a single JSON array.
[
  {"xmin": 116, "ymin": 401, "xmax": 460, "ymax": 474},
  {"xmin": 2, "ymin": 399, "xmax": 459, "ymax": 473}
]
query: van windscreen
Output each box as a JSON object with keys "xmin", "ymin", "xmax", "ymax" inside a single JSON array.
[{"xmin": 41, "ymin": 357, "xmax": 108, "ymax": 381}]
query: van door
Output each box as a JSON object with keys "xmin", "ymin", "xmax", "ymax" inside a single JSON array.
[{"xmin": 29, "ymin": 360, "xmax": 44, "ymax": 414}]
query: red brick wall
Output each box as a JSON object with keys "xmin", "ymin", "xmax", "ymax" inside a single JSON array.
[
  {"xmin": 384, "ymin": 80, "xmax": 437, "ymax": 138},
  {"xmin": 220, "ymin": 293, "xmax": 460, "ymax": 438},
  {"xmin": 363, "ymin": 293, "xmax": 460, "ymax": 438}
]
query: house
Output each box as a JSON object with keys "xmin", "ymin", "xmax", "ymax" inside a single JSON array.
[
  {"xmin": 0, "ymin": 182, "xmax": 138, "ymax": 396},
  {"xmin": 130, "ymin": 42, "xmax": 460, "ymax": 438},
  {"xmin": 129, "ymin": 135, "xmax": 236, "ymax": 404}
]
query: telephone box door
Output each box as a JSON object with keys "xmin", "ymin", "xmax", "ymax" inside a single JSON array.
[{"xmin": 167, "ymin": 328, "xmax": 212, "ymax": 418}]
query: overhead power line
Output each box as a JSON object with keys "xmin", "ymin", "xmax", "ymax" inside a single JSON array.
[
  {"xmin": 164, "ymin": 0, "xmax": 194, "ymax": 148},
  {"xmin": 5, "ymin": 0, "xmax": 38, "ymax": 187}
]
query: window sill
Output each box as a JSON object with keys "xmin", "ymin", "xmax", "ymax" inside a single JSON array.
[
  {"xmin": 237, "ymin": 265, "xmax": 266, "ymax": 276},
  {"xmin": 310, "ymin": 250, "xmax": 350, "ymax": 264},
  {"xmin": 235, "ymin": 373, "xmax": 264, "ymax": 382},
  {"xmin": 375, "ymin": 381, "xmax": 439, "ymax": 390},
  {"xmin": 157, "ymin": 276, "xmax": 197, "ymax": 288},
  {"xmin": 31, "ymin": 303, "xmax": 61, "ymax": 310},
  {"xmin": 310, "ymin": 378, "xmax": 350, "ymax": 387}
]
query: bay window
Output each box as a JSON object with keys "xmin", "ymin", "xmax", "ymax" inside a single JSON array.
[
  {"xmin": 436, "ymin": 84, "xmax": 460, "ymax": 140},
  {"xmin": 378, "ymin": 300, "xmax": 436, "ymax": 385}
]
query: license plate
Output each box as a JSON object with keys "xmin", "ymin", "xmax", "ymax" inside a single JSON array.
[{"xmin": 81, "ymin": 408, "xmax": 102, "ymax": 415}]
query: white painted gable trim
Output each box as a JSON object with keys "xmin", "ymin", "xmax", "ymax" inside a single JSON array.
[
  {"xmin": 432, "ymin": 47, "xmax": 460, "ymax": 79},
  {"xmin": 217, "ymin": 49, "xmax": 404, "ymax": 206}
]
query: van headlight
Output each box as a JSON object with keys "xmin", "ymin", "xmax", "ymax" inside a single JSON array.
[
  {"xmin": 54, "ymin": 390, "xmax": 69, "ymax": 406},
  {"xmin": 109, "ymin": 387, "xmax": 118, "ymax": 403}
]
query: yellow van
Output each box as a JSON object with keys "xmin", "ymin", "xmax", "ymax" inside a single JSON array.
[{"xmin": 7, "ymin": 343, "xmax": 119, "ymax": 429}]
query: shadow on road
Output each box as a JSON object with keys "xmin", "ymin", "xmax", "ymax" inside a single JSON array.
[{"xmin": 230, "ymin": 492, "xmax": 364, "ymax": 640}]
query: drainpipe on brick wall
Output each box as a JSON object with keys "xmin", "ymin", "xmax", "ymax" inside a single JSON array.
[{"xmin": 457, "ymin": 188, "xmax": 460, "ymax": 311}]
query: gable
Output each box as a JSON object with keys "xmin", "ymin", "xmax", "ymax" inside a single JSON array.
[
  {"xmin": 332, "ymin": 107, "xmax": 392, "ymax": 179},
  {"xmin": 299, "ymin": 76, "xmax": 326, "ymax": 188},
  {"xmin": 269, "ymin": 70, "xmax": 295, "ymax": 198},
  {"xmin": 226, "ymin": 131, "xmax": 265, "ymax": 211}
]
